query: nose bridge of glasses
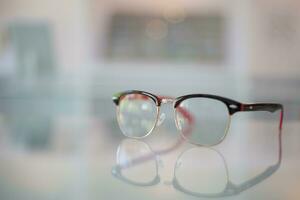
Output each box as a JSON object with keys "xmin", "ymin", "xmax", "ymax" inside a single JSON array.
[{"xmin": 161, "ymin": 98, "xmax": 175, "ymax": 105}]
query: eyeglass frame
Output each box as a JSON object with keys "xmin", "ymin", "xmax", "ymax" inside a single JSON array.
[{"xmin": 112, "ymin": 90, "xmax": 284, "ymax": 146}]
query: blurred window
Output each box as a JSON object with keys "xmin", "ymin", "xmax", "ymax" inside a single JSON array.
[
  {"xmin": 106, "ymin": 14, "xmax": 225, "ymax": 63},
  {"xmin": 9, "ymin": 23, "xmax": 55, "ymax": 78}
]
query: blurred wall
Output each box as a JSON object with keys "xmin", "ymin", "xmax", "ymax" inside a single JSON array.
[
  {"xmin": 0, "ymin": 0, "xmax": 92, "ymax": 73},
  {"xmin": 0, "ymin": 0, "xmax": 299, "ymax": 97}
]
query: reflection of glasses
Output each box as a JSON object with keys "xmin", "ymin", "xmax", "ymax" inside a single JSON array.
[
  {"xmin": 112, "ymin": 90, "xmax": 284, "ymax": 146},
  {"xmin": 112, "ymin": 128, "xmax": 282, "ymax": 197},
  {"xmin": 173, "ymin": 129, "xmax": 282, "ymax": 197}
]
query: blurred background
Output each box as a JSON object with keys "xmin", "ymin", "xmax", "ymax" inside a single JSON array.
[{"xmin": 0, "ymin": 0, "xmax": 300, "ymax": 199}]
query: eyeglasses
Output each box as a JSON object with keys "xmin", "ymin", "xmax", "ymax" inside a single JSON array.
[{"xmin": 112, "ymin": 90, "xmax": 283, "ymax": 146}]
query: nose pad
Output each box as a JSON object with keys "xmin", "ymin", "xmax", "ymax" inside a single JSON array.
[{"xmin": 157, "ymin": 113, "xmax": 166, "ymax": 126}]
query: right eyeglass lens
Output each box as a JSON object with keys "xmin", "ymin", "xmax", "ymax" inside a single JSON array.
[
  {"xmin": 175, "ymin": 97, "xmax": 230, "ymax": 146},
  {"xmin": 117, "ymin": 93, "xmax": 158, "ymax": 138}
]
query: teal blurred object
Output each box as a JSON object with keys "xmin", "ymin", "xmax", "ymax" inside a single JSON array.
[{"xmin": 9, "ymin": 23, "xmax": 55, "ymax": 78}]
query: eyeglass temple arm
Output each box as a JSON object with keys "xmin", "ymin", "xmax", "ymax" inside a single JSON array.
[
  {"xmin": 115, "ymin": 94, "xmax": 195, "ymax": 131},
  {"xmin": 154, "ymin": 95, "xmax": 195, "ymax": 154},
  {"xmin": 240, "ymin": 103, "xmax": 284, "ymax": 130},
  {"xmin": 115, "ymin": 105, "xmax": 195, "ymax": 170}
]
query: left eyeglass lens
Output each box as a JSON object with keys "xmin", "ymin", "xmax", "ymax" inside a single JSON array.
[
  {"xmin": 175, "ymin": 97, "xmax": 230, "ymax": 146},
  {"xmin": 117, "ymin": 94, "xmax": 158, "ymax": 138}
]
